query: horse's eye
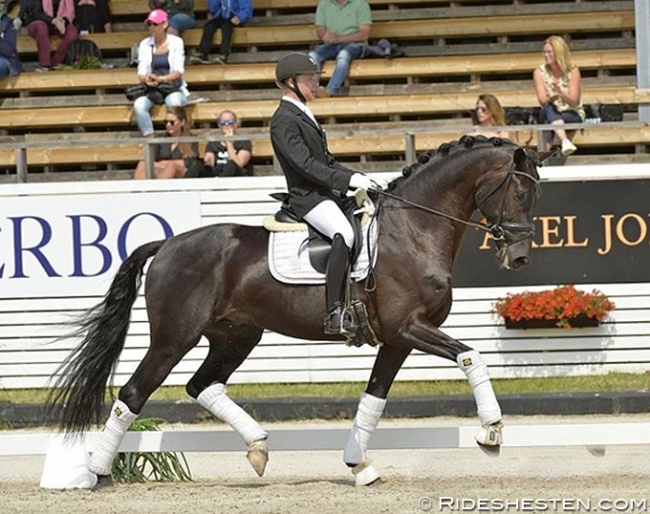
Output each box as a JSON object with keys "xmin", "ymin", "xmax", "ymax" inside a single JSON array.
[{"xmin": 515, "ymin": 190, "xmax": 526, "ymax": 202}]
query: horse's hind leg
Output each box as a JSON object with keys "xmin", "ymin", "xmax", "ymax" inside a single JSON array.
[
  {"xmin": 186, "ymin": 323, "xmax": 268, "ymax": 476},
  {"xmin": 89, "ymin": 331, "xmax": 202, "ymax": 477}
]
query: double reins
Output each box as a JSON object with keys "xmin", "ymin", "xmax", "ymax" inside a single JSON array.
[{"xmin": 372, "ymin": 160, "xmax": 541, "ymax": 241}]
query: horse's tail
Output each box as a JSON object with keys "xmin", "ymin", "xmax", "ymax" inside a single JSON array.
[{"xmin": 45, "ymin": 240, "xmax": 166, "ymax": 433}]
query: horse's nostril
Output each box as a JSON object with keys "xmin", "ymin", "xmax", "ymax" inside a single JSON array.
[{"xmin": 513, "ymin": 256, "xmax": 530, "ymax": 269}]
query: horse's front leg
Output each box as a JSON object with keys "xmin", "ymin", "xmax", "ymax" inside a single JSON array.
[
  {"xmin": 403, "ymin": 320, "xmax": 503, "ymax": 454},
  {"xmin": 344, "ymin": 344, "xmax": 411, "ymax": 486}
]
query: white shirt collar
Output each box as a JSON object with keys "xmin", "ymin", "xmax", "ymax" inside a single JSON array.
[{"xmin": 282, "ymin": 95, "xmax": 320, "ymax": 128}]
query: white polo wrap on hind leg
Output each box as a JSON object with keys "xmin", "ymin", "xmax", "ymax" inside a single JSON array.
[
  {"xmin": 343, "ymin": 393, "xmax": 386, "ymax": 465},
  {"xmin": 88, "ymin": 399, "xmax": 137, "ymax": 476},
  {"xmin": 197, "ymin": 383, "xmax": 267, "ymax": 444},
  {"xmin": 457, "ymin": 350, "xmax": 501, "ymax": 426}
]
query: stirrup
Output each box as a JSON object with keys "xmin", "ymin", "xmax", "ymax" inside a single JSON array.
[{"xmin": 323, "ymin": 306, "xmax": 358, "ymax": 336}]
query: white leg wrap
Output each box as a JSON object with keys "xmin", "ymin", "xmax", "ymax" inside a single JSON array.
[
  {"xmin": 343, "ymin": 393, "xmax": 386, "ymax": 465},
  {"xmin": 457, "ymin": 350, "xmax": 502, "ymax": 426},
  {"xmin": 197, "ymin": 383, "xmax": 267, "ymax": 445},
  {"xmin": 88, "ymin": 399, "xmax": 137, "ymax": 476}
]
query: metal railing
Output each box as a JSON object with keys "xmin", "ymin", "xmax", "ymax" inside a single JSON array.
[{"xmin": 0, "ymin": 120, "xmax": 648, "ymax": 183}]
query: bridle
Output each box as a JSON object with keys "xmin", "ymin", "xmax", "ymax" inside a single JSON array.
[{"xmin": 374, "ymin": 158, "xmax": 541, "ymax": 243}]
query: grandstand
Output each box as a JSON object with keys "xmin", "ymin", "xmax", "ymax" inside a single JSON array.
[{"xmin": 0, "ymin": 0, "xmax": 647, "ymax": 181}]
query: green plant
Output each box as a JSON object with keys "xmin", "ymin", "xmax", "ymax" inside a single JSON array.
[
  {"xmin": 111, "ymin": 418, "xmax": 192, "ymax": 483},
  {"xmin": 494, "ymin": 284, "xmax": 615, "ymax": 328}
]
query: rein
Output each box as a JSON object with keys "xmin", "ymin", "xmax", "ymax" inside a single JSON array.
[{"xmin": 373, "ymin": 159, "xmax": 541, "ymax": 241}]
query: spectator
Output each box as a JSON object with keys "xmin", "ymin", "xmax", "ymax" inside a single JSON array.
[
  {"xmin": 134, "ymin": 106, "xmax": 203, "ymax": 179},
  {"xmin": 308, "ymin": 0, "xmax": 372, "ymax": 98},
  {"xmin": 0, "ymin": 0, "xmax": 23, "ymax": 79},
  {"xmin": 21, "ymin": 0, "xmax": 78, "ymax": 72},
  {"xmin": 133, "ymin": 9, "xmax": 189, "ymax": 137},
  {"xmin": 203, "ymin": 110, "xmax": 253, "ymax": 176},
  {"xmin": 533, "ymin": 35, "xmax": 585, "ymax": 156},
  {"xmin": 148, "ymin": 0, "xmax": 195, "ymax": 36},
  {"xmin": 190, "ymin": 0, "xmax": 252, "ymax": 65},
  {"xmin": 73, "ymin": 0, "xmax": 112, "ymax": 34},
  {"xmin": 470, "ymin": 94, "xmax": 509, "ymax": 139}
]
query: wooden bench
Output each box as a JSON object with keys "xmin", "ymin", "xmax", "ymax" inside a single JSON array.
[
  {"xmin": 0, "ymin": 123, "xmax": 648, "ymax": 173},
  {"xmin": 0, "ymin": 81, "xmax": 644, "ymax": 130},
  {"xmin": 15, "ymin": 10, "xmax": 635, "ymax": 55},
  {"xmin": 0, "ymin": 49, "xmax": 637, "ymax": 94}
]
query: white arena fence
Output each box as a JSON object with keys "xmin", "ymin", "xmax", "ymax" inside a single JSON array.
[
  {"xmin": 3, "ymin": 422, "xmax": 650, "ymax": 456},
  {"xmin": 1, "ymin": 163, "xmax": 649, "ymax": 390}
]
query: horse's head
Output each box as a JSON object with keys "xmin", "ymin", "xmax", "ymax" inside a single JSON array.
[{"xmin": 476, "ymin": 146, "xmax": 541, "ymax": 270}]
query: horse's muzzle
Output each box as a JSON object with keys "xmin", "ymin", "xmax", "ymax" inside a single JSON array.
[{"xmin": 505, "ymin": 237, "xmax": 532, "ymax": 270}]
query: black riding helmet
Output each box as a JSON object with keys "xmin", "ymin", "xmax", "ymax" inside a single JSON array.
[{"xmin": 275, "ymin": 52, "xmax": 318, "ymax": 103}]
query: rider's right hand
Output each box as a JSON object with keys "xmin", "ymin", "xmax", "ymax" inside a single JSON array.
[{"xmin": 349, "ymin": 173, "xmax": 374, "ymax": 191}]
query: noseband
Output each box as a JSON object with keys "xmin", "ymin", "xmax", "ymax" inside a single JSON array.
[
  {"xmin": 375, "ymin": 155, "xmax": 541, "ymax": 241},
  {"xmin": 475, "ymin": 161, "xmax": 541, "ymax": 243}
]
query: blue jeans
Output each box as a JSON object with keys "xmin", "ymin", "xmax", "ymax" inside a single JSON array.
[
  {"xmin": 0, "ymin": 58, "xmax": 10, "ymax": 79},
  {"xmin": 539, "ymin": 102, "xmax": 582, "ymax": 144},
  {"xmin": 134, "ymin": 91, "xmax": 188, "ymax": 136},
  {"xmin": 168, "ymin": 13, "xmax": 196, "ymax": 33},
  {"xmin": 309, "ymin": 43, "xmax": 364, "ymax": 95}
]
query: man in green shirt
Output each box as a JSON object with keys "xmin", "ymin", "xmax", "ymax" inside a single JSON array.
[{"xmin": 308, "ymin": 0, "xmax": 372, "ymax": 97}]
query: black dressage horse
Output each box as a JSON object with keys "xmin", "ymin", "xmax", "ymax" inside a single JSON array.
[{"xmin": 47, "ymin": 136, "xmax": 542, "ymax": 486}]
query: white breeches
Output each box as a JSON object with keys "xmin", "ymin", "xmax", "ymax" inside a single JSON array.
[{"xmin": 303, "ymin": 199, "xmax": 355, "ymax": 249}]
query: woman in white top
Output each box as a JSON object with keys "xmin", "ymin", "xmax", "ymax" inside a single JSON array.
[
  {"xmin": 133, "ymin": 9, "xmax": 189, "ymax": 136},
  {"xmin": 533, "ymin": 35, "xmax": 585, "ymax": 156}
]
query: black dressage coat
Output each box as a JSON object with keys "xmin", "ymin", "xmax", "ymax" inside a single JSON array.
[{"xmin": 270, "ymin": 99, "xmax": 356, "ymax": 219}]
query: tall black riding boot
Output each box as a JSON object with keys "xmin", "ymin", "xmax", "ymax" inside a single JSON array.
[{"xmin": 323, "ymin": 234, "xmax": 358, "ymax": 336}]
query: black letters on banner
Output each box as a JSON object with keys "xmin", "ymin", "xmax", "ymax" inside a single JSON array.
[{"xmin": 453, "ymin": 179, "xmax": 650, "ymax": 287}]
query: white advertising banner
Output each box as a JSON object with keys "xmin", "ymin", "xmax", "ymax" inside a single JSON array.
[{"xmin": 0, "ymin": 191, "xmax": 201, "ymax": 297}]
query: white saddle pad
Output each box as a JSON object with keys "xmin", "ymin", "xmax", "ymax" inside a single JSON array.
[{"xmin": 268, "ymin": 219, "xmax": 378, "ymax": 285}]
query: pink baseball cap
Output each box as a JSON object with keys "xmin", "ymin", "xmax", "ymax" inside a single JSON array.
[{"xmin": 145, "ymin": 9, "xmax": 168, "ymax": 25}]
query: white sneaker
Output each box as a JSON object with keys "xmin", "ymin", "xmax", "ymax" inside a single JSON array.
[{"xmin": 561, "ymin": 139, "xmax": 577, "ymax": 156}]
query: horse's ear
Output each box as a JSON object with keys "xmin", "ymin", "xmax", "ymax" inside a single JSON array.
[
  {"xmin": 534, "ymin": 150, "xmax": 558, "ymax": 165},
  {"xmin": 513, "ymin": 147, "xmax": 528, "ymax": 168}
]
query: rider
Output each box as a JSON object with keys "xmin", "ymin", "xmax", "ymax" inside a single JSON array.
[{"xmin": 270, "ymin": 52, "xmax": 375, "ymax": 336}]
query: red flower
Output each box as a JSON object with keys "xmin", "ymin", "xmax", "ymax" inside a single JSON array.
[{"xmin": 494, "ymin": 285, "xmax": 615, "ymax": 329}]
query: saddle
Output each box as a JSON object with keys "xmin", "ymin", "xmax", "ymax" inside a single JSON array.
[
  {"xmin": 265, "ymin": 192, "xmax": 380, "ymax": 348},
  {"xmin": 267, "ymin": 192, "xmax": 366, "ymax": 273}
]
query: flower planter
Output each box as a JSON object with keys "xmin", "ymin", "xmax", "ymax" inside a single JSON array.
[{"xmin": 504, "ymin": 315, "xmax": 600, "ymax": 329}]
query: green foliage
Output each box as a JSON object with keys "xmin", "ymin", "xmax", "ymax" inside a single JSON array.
[{"xmin": 110, "ymin": 418, "xmax": 192, "ymax": 484}]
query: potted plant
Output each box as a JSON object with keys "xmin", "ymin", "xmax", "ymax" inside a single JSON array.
[{"xmin": 494, "ymin": 284, "xmax": 615, "ymax": 329}]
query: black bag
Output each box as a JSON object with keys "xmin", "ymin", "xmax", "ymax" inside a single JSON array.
[
  {"xmin": 124, "ymin": 80, "xmax": 182, "ymax": 104},
  {"xmin": 124, "ymin": 83, "xmax": 148, "ymax": 101}
]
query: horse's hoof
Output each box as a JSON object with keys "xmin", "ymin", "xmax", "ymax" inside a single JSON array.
[
  {"xmin": 477, "ymin": 442, "xmax": 501, "ymax": 457},
  {"xmin": 474, "ymin": 421, "xmax": 503, "ymax": 456},
  {"xmin": 93, "ymin": 474, "xmax": 113, "ymax": 490},
  {"xmin": 246, "ymin": 439, "xmax": 269, "ymax": 477},
  {"xmin": 351, "ymin": 459, "xmax": 381, "ymax": 486}
]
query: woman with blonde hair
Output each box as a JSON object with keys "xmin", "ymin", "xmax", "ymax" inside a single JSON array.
[
  {"xmin": 533, "ymin": 35, "xmax": 585, "ymax": 156},
  {"xmin": 471, "ymin": 94, "xmax": 509, "ymax": 139},
  {"xmin": 134, "ymin": 106, "xmax": 203, "ymax": 179}
]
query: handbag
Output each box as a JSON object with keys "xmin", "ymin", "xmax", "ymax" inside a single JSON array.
[
  {"xmin": 147, "ymin": 79, "xmax": 184, "ymax": 105},
  {"xmin": 124, "ymin": 83, "xmax": 148, "ymax": 101}
]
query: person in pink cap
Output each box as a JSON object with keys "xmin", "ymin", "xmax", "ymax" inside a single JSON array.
[{"xmin": 133, "ymin": 8, "xmax": 189, "ymax": 136}]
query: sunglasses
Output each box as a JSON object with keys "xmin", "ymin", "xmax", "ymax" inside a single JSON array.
[
  {"xmin": 475, "ymin": 106, "xmax": 488, "ymax": 113},
  {"xmin": 218, "ymin": 119, "xmax": 236, "ymax": 126},
  {"xmin": 164, "ymin": 119, "xmax": 179, "ymax": 125},
  {"xmin": 146, "ymin": 21, "xmax": 162, "ymax": 27}
]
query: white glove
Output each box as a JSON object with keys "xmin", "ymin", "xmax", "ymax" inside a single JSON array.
[{"xmin": 349, "ymin": 173, "xmax": 374, "ymax": 191}]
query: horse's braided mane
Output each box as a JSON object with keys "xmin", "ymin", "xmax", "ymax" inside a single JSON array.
[{"xmin": 384, "ymin": 135, "xmax": 521, "ymax": 192}]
